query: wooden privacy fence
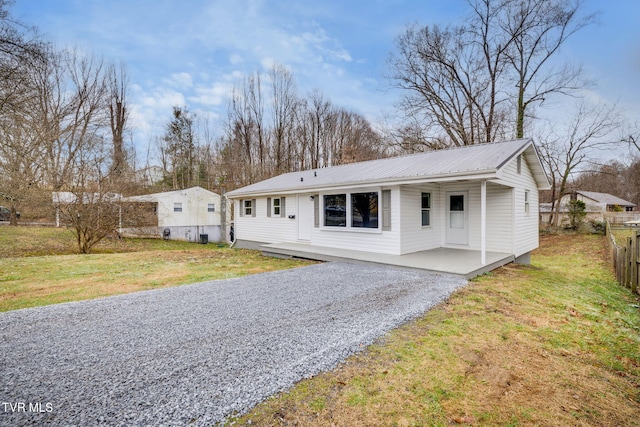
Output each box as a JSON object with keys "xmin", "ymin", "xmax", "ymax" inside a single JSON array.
[{"xmin": 606, "ymin": 222, "xmax": 639, "ymax": 294}]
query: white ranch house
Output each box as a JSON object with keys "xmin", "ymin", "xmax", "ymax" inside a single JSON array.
[
  {"xmin": 227, "ymin": 139, "xmax": 550, "ymax": 278},
  {"xmin": 123, "ymin": 186, "xmax": 231, "ymax": 243}
]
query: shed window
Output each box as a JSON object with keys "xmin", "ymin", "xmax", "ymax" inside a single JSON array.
[
  {"xmin": 207, "ymin": 203, "xmax": 215, "ymax": 212},
  {"xmin": 351, "ymin": 192, "xmax": 378, "ymax": 228},
  {"xmin": 174, "ymin": 203, "xmax": 182, "ymax": 213},
  {"xmin": 324, "ymin": 194, "xmax": 347, "ymax": 227},
  {"xmin": 421, "ymin": 192, "xmax": 431, "ymax": 226}
]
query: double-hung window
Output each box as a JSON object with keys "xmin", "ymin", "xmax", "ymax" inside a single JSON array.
[
  {"xmin": 244, "ymin": 200, "xmax": 253, "ymax": 216},
  {"xmin": 207, "ymin": 203, "xmax": 215, "ymax": 212},
  {"xmin": 272, "ymin": 198, "xmax": 281, "ymax": 216},
  {"xmin": 524, "ymin": 190, "xmax": 530, "ymax": 215},
  {"xmin": 421, "ymin": 192, "xmax": 431, "ymax": 226},
  {"xmin": 174, "ymin": 202, "xmax": 182, "ymax": 213}
]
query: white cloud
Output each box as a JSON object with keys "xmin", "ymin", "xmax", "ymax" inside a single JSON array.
[
  {"xmin": 189, "ymin": 81, "xmax": 233, "ymax": 106},
  {"xmin": 164, "ymin": 72, "xmax": 193, "ymax": 89},
  {"xmin": 229, "ymin": 54, "xmax": 244, "ymax": 65}
]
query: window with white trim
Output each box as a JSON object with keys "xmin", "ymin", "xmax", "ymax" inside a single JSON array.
[
  {"xmin": 524, "ymin": 190, "xmax": 530, "ymax": 215},
  {"xmin": 244, "ymin": 199, "xmax": 253, "ymax": 216},
  {"xmin": 322, "ymin": 190, "xmax": 381, "ymax": 231},
  {"xmin": 207, "ymin": 203, "xmax": 215, "ymax": 212},
  {"xmin": 272, "ymin": 197, "xmax": 281, "ymax": 216},
  {"xmin": 174, "ymin": 202, "xmax": 182, "ymax": 213},
  {"xmin": 323, "ymin": 194, "xmax": 347, "ymax": 227},
  {"xmin": 421, "ymin": 192, "xmax": 431, "ymax": 226},
  {"xmin": 351, "ymin": 192, "xmax": 378, "ymax": 228}
]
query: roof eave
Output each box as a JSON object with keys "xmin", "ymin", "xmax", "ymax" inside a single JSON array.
[{"xmin": 226, "ymin": 169, "xmax": 499, "ymax": 198}]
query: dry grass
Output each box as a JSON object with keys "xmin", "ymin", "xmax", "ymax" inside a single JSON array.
[
  {"xmin": 0, "ymin": 226, "xmax": 313, "ymax": 312},
  {"xmin": 228, "ymin": 234, "xmax": 640, "ymax": 427}
]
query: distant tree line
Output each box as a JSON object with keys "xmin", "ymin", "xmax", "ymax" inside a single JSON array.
[{"xmin": 155, "ymin": 65, "xmax": 386, "ymax": 194}]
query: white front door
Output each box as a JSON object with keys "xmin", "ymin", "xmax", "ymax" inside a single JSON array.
[
  {"xmin": 446, "ymin": 191, "xmax": 468, "ymax": 245},
  {"xmin": 297, "ymin": 194, "xmax": 314, "ymax": 241}
]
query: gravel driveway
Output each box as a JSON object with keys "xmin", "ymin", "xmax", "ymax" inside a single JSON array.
[{"xmin": 0, "ymin": 262, "xmax": 467, "ymax": 426}]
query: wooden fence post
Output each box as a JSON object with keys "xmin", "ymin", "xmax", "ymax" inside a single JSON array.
[{"xmin": 631, "ymin": 231, "xmax": 640, "ymax": 293}]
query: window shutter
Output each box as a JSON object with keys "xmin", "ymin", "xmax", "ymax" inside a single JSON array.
[
  {"xmin": 313, "ymin": 194, "xmax": 319, "ymax": 227},
  {"xmin": 382, "ymin": 190, "xmax": 391, "ymax": 231},
  {"xmin": 251, "ymin": 199, "xmax": 256, "ymax": 217},
  {"xmin": 239, "ymin": 200, "xmax": 244, "ymax": 217},
  {"xmin": 280, "ymin": 197, "xmax": 286, "ymax": 218},
  {"xmin": 267, "ymin": 198, "xmax": 271, "ymax": 217}
]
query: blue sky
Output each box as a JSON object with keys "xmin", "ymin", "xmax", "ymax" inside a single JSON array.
[{"xmin": 12, "ymin": 0, "xmax": 640, "ymax": 153}]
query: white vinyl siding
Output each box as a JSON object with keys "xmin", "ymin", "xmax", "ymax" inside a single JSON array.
[
  {"xmin": 399, "ymin": 185, "xmax": 441, "ymax": 254},
  {"xmin": 234, "ymin": 198, "xmax": 297, "ymax": 244},
  {"xmin": 231, "ymin": 146, "xmax": 542, "ymax": 257},
  {"xmin": 156, "ymin": 191, "xmax": 228, "ymax": 228},
  {"xmin": 485, "ymin": 183, "xmax": 514, "ymax": 253},
  {"xmin": 310, "ymin": 187, "xmax": 401, "ymax": 254},
  {"xmin": 500, "ymin": 154, "xmax": 539, "ymax": 256}
]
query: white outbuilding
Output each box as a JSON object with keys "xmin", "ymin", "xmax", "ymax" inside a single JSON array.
[
  {"xmin": 226, "ymin": 139, "xmax": 550, "ymax": 278},
  {"xmin": 123, "ymin": 186, "xmax": 231, "ymax": 243}
]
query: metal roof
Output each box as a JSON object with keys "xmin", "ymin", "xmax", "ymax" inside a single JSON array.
[
  {"xmin": 123, "ymin": 186, "xmax": 219, "ymax": 203},
  {"xmin": 577, "ymin": 191, "xmax": 636, "ymax": 207},
  {"xmin": 227, "ymin": 138, "xmax": 549, "ymax": 197}
]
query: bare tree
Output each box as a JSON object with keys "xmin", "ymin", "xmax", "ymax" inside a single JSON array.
[
  {"xmin": 32, "ymin": 48, "xmax": 108, "ymax": 191},
  {"xmin": 108, "ymin": 61, "xmax": 129, "ymax": 180},
  {"xmin": 54, "ymin": 132, "xmax": 120, "ymax": 253},
  {"xmin": 622, "ymin": 122, "xmax": 640, "ymax": 154},
  {"xmin": 498, "ymin": 0, "xmax": 594, "ymax": 138},
  {"xmin": 390, "ymin": 23, "xmax": 503, "ymax": 147},
  {"xmin": 215, "ymin": 66, "xmax": 386, "ymax": 190},
  {"xmin": 538, "ymin": 101, "xmax": 622, "ymax": 227},
  {"xmin": 269, "ymin": 64, "xmax": 298, "ymax": 174},
  {"xmin": 0, "ymin": 0, "xmax": 47, "ymax": 224},
  {"xmin": 389, "ymin": 0, "xmax": 595, "ymax": 148}
]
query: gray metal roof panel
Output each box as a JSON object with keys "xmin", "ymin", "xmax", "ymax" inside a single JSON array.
[
  {"xmin": 227, "ymin": 139, "xmax": 535, "ymax": 197},
  {"xmin": 578, "ymin": 191, "xmax": 636, "ymax": 207}
]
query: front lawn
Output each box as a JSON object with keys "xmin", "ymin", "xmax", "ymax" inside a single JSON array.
[
  {"xmin": 229, "ymin": 234, "xmax": 640, "ymax": 426},
  {"xmin": 0, "ymin": 226, "xmax": 313, "ymax": 312}
]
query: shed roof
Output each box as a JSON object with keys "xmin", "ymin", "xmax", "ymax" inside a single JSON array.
[
  {"xmin": 227, "ymin": 139, "xmax": 550, "ymax": 198},
  {"xmin": 576, "ymin": 191, "xmax": 636, "ymax": 207},
  {"xmin": 123, "ymin": 186, "xmax": 219, "ymax": 203}
]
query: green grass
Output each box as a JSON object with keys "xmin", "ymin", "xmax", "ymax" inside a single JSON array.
[
  {"xmin": 610, "ymin": 226, "xmax": 639, "ymax": 243},
  {"xmin": 228, "ymin": 234, "xmax": 640, "ymax": 427},
  {"xmin": 0, "ymin": 226, "xmax": 313, "ymax": 312},
  {"xmin": 0, "ymin": 224, "xmax": 203, "ymax": 257}
]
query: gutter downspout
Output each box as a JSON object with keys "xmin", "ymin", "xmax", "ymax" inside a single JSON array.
[{"xmin": 481, "ymin": 180, "xmax": 487, "ymax": 265}]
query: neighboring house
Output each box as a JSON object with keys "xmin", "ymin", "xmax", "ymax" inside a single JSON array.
[
  {"xmin": 540, "ymin": 191, "xmax": 637, "ymax": 226},
  {"xmin": 226, "ymin": 138, "xmax": 550, "ymax": 277},
  {"xmin": 123, "ymin": 186, "xmax": 231, "ymax": 243},
  {"xmin": 561, "ymin": 191, "xmax": 635, "ymax": 212}
]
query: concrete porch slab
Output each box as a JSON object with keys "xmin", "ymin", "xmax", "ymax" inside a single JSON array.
[{"xmin": 261, "ymin": 242, "xmax": 514, "ymax": 279}]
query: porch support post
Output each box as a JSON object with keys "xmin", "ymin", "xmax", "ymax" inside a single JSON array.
[{"xmin": 480, "ymin": 180, "xmax": 487, "ymax": 265}]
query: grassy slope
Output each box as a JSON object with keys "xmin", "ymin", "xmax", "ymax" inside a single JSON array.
[
  {"xmin": 0, "ymin": 226, "xmax": 312, "ymax": 312},
  {"xmin": 230, "ymin": 234, "xmax": 640, "ymax": 426}
]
